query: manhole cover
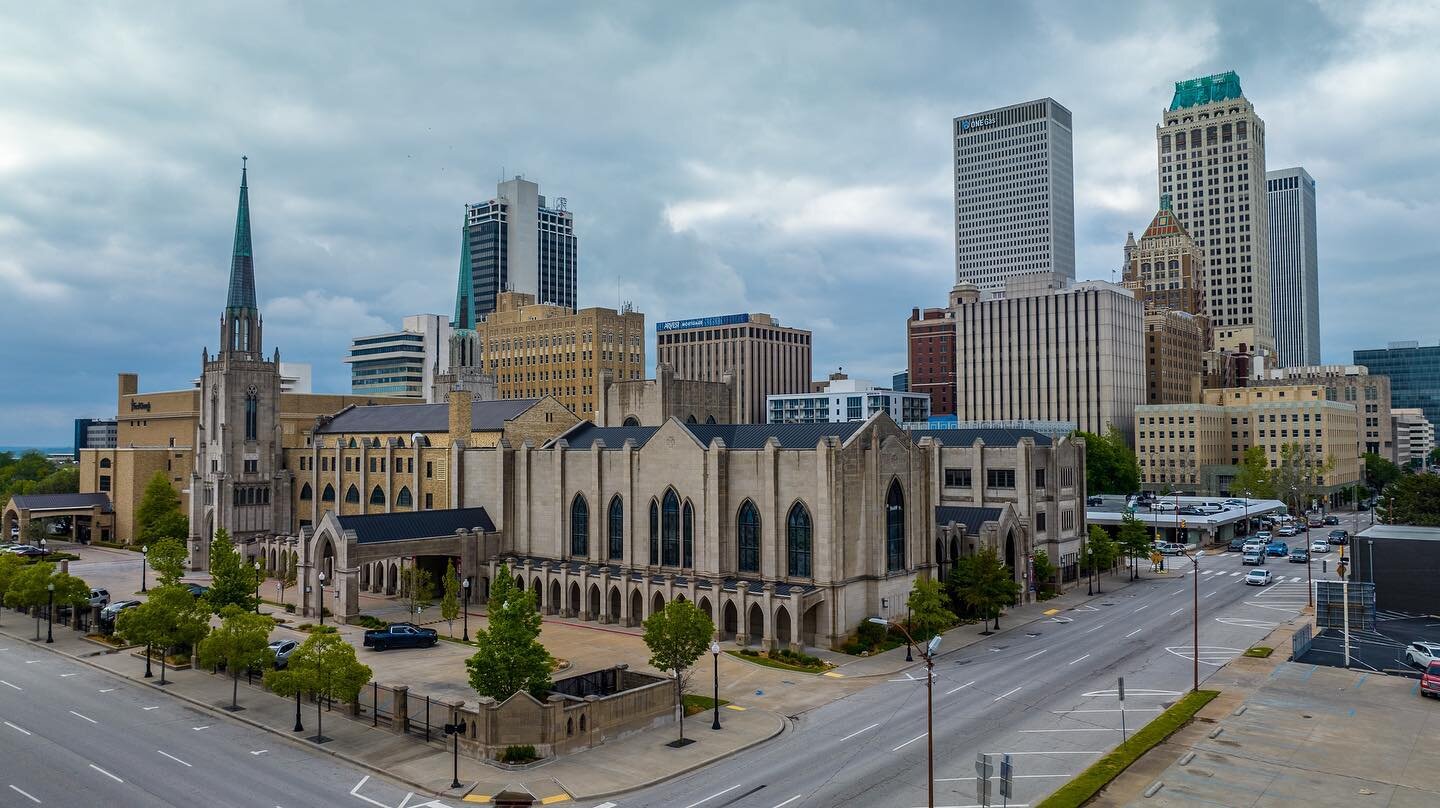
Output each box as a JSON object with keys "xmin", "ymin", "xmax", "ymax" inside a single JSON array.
[{"xmin": 1026, "ymin": 632, "xmax": 1042, "ymax": 637}]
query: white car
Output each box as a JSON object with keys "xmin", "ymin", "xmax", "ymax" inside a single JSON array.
[
  {"xmin": 1152, "ymin": 501, "xmax": 1177, "ymax": 512},
  {"xmin": 1242, "ymin": 541, "xmax": 1266, "ymax": 554},
  {"xmin": 1309, "ymin": 540, "xmax": 1329, "ymax": 554},
  {"xmin": 1405, "ymin": 641, "xmax": 1440, "ymax": 668},
  {"xmin": 1245, "ymin": 569, "xmax": 1273, "ymax": 586}
]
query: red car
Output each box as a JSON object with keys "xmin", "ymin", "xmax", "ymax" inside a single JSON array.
[{"xmin": 1423, "ymin": 662, "xmax": 1440, "ymax": 699}]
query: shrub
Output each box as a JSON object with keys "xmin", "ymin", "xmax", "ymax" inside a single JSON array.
[
  {"xmin": 355, "ymin": 615, "xmax": 387, "ymax": 630},
  {"xmin": 284, "ymin": 604, "xmax": 296, "ymax": 614},
  {"xmin": 499, "ymin": 744, "xmax": 538, "ymax": 764}
]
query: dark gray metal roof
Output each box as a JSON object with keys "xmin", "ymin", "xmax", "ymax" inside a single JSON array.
[
  {"xmin": 934, "ymin": 506, "xmax": 1003, "ymax": 534},
  {"xmin": 556, "ymin": 421, "xmax": 863, "ymax": 451},
  {"xmin": 911, "ymin": 428, "xmax": 1053, "ymax": 447},
  {"xmin": 337, "ymin": 507, "xmax": 495, "ymax": 544},
  {"xmin": 317, "ymin": 398, "xmax": 540, "ymax": 435},
  {"xmin": 9, "ymin": 493, "xmax": 113, "ymax": 513}
]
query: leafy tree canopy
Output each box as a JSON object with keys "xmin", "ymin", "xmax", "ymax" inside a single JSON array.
[
  {"xmin": 146, "ymin": 537, "xmax": 188, "ymax": 587},
  {"xmin": 467, "ymin": 564, "xmax": 552, "ymax": 700},
  {"xmin": 1377, "ymin": 474, "xmax": 1440, "ymax": 527},
  {"xmin": 1230, "ymin": 446, "xmax": 1275, "ymax": 500},
  {"xmin": 643, "ymin": 599, "xmax": 715, "ymax": 677},
  {"xmin": 1076, "ymin": 426, "xmax": 1139, "ymax": 495},
  {"xmin": 198, "ymin": 605, "xmax": 277, "ymax": 709},
  {"xmin": 135, "ymin": 471, "xmax": 186, "ymax": 546},
  {"xmin": 906, "ymin": 577, "xmax": 956, "ymax": 642},
  {"xmin": 207, "ymin": 529, "xmax": 259, "ymax": 613},
  {"xmin": 1364, "ymin": 453, "xmax": 1402, "ymax": 494}
]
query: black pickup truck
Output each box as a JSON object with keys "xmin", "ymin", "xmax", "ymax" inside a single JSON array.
[{"xmin": 362, "ymin": 622, "xmax": 438, "ymax": 651}]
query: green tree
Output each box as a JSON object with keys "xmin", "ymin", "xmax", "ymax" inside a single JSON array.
[
  {"xmin": 1084, "ymin": 525, "xmax": 1118, "ymax": 593},
  {"xmin": 278, "ymin": 550, "xmax": 298, "ymax": 606},
  {"xmin": 146, "ymin": 537, "xmax": 188, "ymax": 587},
  {"xmin": 134, "ymin": 471, "xmax": 187, "ymax": 546},
  {"xmin": 30, "ymin": 467, "xmax": 79, "ymax": 496},
  {"xmin": 906, "ymin": 577, "xmax": 956, "ymax": 641},
  {"xmin": 1376, "ymin": 474, "xmax": 1440, "ymax": 526},
  {"xmin": 207, "ymin": 528, "xmax": 259, "ymax": 613},
  {"xmin": 466, "ymin": 564, "xmax": 552, "ymax": 700},
  {"xmin": 1117, "ymin": 512, "xmax": 1152, "ymax": 581},
  {"xmin": 1077, "ymin": 426, "xmax": 1140, "ymax": 495},
  {"xmin": 1230, "ymin": 446, "xmax": 1275, "ymax": 500},
  {"xmin": 116, "ymin": 584, "xmax": 211, "ymax": 684},
  {"xmin": 1273, "ymin": 443, "xmax": 1335, "ymax": 514},
  {"xmin": 441, "ymin": 560, "xmax": 461, "ymax": 636},
  {"xmin": 0, "ymin": 451, "xmax": 70, "ymax": 505},
  {"xmin": 1031, "ymin": 548, "xmax": 1056, "ymax": 593},
  {"xmin": 3, "ymin": 562, "xmax": 89, "ymax": 639},
  {"xmin": 264, "ymin": 626, "xmax": 371, "ymax": 743},
  {"xmin": 1364, "ymin": 453, "xmax": 1402, "ymax": 495},
  {"xmin": 642, "ymin": 599, "xmax": 715, "ymax": 745},
  {"xmin": 400, "ymin": 564, "xmax": 434, "ymax": 621},
  {"xmin": 0, "ymin": 553, "xmax": 25, "ymax": 626},
  {"xmin": 198, "ymin": 605, "xmax": 276, "ymax": 710},
  {"xmin": 947, "ymin": 547, "xmax": 1019, "ymax": 632}
]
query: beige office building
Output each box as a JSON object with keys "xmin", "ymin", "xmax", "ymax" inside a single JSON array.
[
  {"xmin": 1135, "ymin": 383, "xmax": 1360, "ymax": 502},
  {"xmin": 1157, "ymin": 71, "xmax": 1272, "ymax": 356},
  {"xmin": 655, "ymin": 313, "xmax": 811, "ymax": 424},
  {"xmin": 1123, "ymin": 196, "xmax": 1207, "ymax": 320},
  {"xmin": 1257, "ymin": 365, "xmax": 1392, "ymax": 460},
  {"xmin": 950, "ymin": 273, "xmax": 1145, "ymax": 442},
  {"xmin": 1393, "ymin": 408, "xmax": 1435, "ymax": 467},
  {"xmin": 458, "ymin": 291, "xmax": 645, "ymax": 423},
  {"xmin": 1144, "ymin": 310, "xmax": 1205, "ymax": 404}
]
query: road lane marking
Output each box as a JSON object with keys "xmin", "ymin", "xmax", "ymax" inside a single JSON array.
[
  {"xmin": 193, "ymin": 725, "xmax": 210, "ymax": 730},
  {"xmin": 250, "ymin": 750, "xmax": 268, "ymax": 755},
  {"xmin": 771, "ymin": 797, "xmax": 802, "ymax": 808},
  {"xmin": 994, "ymin": 686, "xmax": 1022, "ymax": 702},
  {"xmin": 838, "ymin": 723, "xmax": 880, "ymax": 742},
  {"xmin": 1133, "ymin": 605, "xmax": 1150, "ymax": 612},
  {"xmin": 1169, "ymin": 609, "xmax": 1184, "ymax": 616},
  {"xmin": 68, "ymin": 711, "xmax": 97, "ymax": 724},
  {"xmin": 893, "ymin": 733, "xmax": 927, "ymax": 751},
  {"xmin": 88, "ymin": 764, "xmax": 122, "ymax": 783},
  {"xmin": 98, "ymin": 688, "xmax": 115, "ymax": 693},
  {"xmin": 157, "ymin": 750, "xmax": 191, "ymax": 767},
  {"xmin": 1125, "ymin": 628, "xmax": 1143, "ymax": 638},
  {"xmin": 8, "ymin": 785, "xmax": 40, "ymax": 804},
  {"xmin": 1204, "ymin": 591, "xmax": 1218, "ymax": 598},
  {"xmin": 4, "ymin": 721, "xmax": 31, "ymax": 735},
  {"xmin": 682, "ymin": 784, "xmax": 743, "ymax": 808},
  {"xmin": 1023, "ymin": 649, "xmax": 1047, "ymax": 661},
  {"xmin": 1067, "ymin": 654, "xmax": 1090, "ymax": 665},
  {"xmin": 58, "ymin": 674, "xmax": 77, "ymax": 678},
  {"xmin": 1084, "ymin": 624, "xmax": 1107, "ymax": 634},
  {"xmin": 141, "ymin": 706, "xmax": 159, "ymax": 711},
  {"xmin": 0, "ymin": 681, "xmax": 20, "ymax": 690},
  {"xmin": 349, "ymin": 778, "xmax": 391, "ymax": 808},
  {"xmin": 946, "ymin": 681, "xmax": 976, "ymax": 695}
]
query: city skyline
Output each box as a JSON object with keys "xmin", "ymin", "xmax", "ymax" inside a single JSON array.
[{"xmin": 3, "ymin": 3, "xmax": 1437, "ymax": 444}]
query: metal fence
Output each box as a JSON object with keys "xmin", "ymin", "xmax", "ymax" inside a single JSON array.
[
  {"xmin": 355, "ymin": 681, "xmax": 396, "ymax": 728},
  {"xmin": 1291, "ymin": 623, "xmax": 1313, "ymax": 659},
  {"xmin": 1315, "ymin": 581, "xmax": 1375, "ymax": 631},
  {"xmin": 405, "ymin": 691, "xmax": 434, "ymax": 742}
]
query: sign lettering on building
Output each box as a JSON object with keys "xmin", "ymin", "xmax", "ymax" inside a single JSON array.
[
  {"xmin": 129, "ymin": 401, "xmax": 151, "ymax": 412},
  {"xmin": 960, "ymin": 117, "xmax": 996, "ymax": 132},
  {"xmin": 656, "ymin": 313, "xmax": 751, "ymax": 332}
]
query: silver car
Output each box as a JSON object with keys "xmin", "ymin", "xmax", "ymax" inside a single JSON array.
[{"xmin": 268, "ymin": 639, "xmax": 299, "ymax": 669}]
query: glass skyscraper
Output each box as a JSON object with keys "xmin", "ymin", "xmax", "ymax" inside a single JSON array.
[
  {"xmin": 456, "ymin": 177, "xmax": 577, "ymax": 329},
  {"xmin": 1268, "ymin": 167, "xmax": 1320, "ymax": 367},
  {"xmin": 1354, "ymin": 342, "xmax": 1440, "ymax": 427}
]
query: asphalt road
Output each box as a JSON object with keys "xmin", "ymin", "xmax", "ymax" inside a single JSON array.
[
  {"xmin": 604, "ymin": 549, "xmax": 1310, "ymax": 808},
  {"xmin": 0, "ymin": 643, "xmax": 445, "ymax": 808}
]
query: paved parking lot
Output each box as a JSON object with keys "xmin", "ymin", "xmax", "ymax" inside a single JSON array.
[{"xmin": 1300, "ymin": 613, "xmax": 1440, "ymax": 675}]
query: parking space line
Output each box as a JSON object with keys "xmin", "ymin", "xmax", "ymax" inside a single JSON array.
[
  {"xmin": 682, "ymin": 784, "xmax": 743, "ymax": 808},
  {"xmin": 893, "ymin": 733, "xmax": 927, "ymax": 751},
  {"xmin": 838, "ymin": 723, "xmax": 879, "ymax": 742},
  {"xmin": 994, "ymin": 686, "xmax": 1022, "ymax": 702},
  {"xmin": 156, "ymin": 750, "xmax": 191, "ymax": 767},
  {"xmin": 1067, "ymin": 654, "xmax": 1090, "ymax": 665},
  {"xmin": 946, "ymin": 681, "xmax": 976, "ymax": 695},
  {"xmin": 4, "ymin": 721, "xmax": 31, "ymax": 736},
  {"xmin": 68, "ymin": 711, "xmax": 97, "ymax": 724},
  {"xmin": 7, "ymin": 785, "xmax": 40, "ymax": 804},
  {"xmin": 88, "ymin": 764, "xmax": 122, "ymax": 783}
]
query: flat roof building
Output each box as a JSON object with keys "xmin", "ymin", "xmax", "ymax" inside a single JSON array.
[
  {"xmin": 768, "ymin": 377, "xmax": 929, "ymax": 426},
  {"xmin": 346, "ymin": 314, "xmax": 451, "ymax": 400},
  {"xmin": 1354, "ymin": 341, "xmax": 1440, "ymax": 428},
  {"xmin": 1257, "ymin": 365, "xmax": 1392, "ymax": 461},
  {"xmin": 1267, "ymin": 167, "xmax": 1320, "ymax": 367},
  {"xmin": 655, "ymin": 313, "xmax": 812, "ymax": 424},
  {"xmin": 456, "ymin": 177, "xmax": 577, "ymax": 326},
  {"xmin": 908, "ymin": 305, "xmax": 957, "ymax": 417},
  {"xmin": 1393, "ymin": 408, "xmax": 1435, "ymax": 468}
]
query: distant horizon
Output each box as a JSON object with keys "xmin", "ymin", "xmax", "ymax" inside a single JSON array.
[{"xmin": 0, "ymin": 446, "xmax": 72, "ymax": 455}]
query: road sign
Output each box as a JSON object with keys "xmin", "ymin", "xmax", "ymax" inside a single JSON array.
[
  {"xmin": 999, "ymin": 754, "xmax": 1013, "ymax": 799},
  {"xmin": 976, "ymin": 752, "xmax": 992, "ymax": 806},
  {"xmin": 1117, "ymin": 677, "xmax": 1125, "ymax": 701}
]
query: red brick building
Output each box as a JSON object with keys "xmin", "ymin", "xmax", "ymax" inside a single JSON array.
[{"xmin": 907, "ymin": 307, "xmax": 956, "ymax": 417}]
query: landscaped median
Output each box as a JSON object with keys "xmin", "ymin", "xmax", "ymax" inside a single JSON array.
[{"xmin": 1035, "ymin": 689, "xmax": 1220, "ymax": 808}]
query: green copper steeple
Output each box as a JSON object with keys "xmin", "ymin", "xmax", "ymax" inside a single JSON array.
[
  {"xmin": 226, "ymin": 156, "xmax": 257, "ymax": 312},
  {"xmin": 453, "ymin": 210, "xmax": 475, "ymax": 331}
]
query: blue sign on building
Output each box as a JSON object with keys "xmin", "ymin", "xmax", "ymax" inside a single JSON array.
[{"xmin": 656, "ymin": 314, "xmax": 751, "ymax": 332}]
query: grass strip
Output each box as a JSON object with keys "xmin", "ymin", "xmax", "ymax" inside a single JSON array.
[
  {"xmin": 1243, "ymin": 646, "xmax": 1273, "ymax": 658},
  {"xmin": 724, "ymin": 649, "xmax": 829, "ymax": 673},
  {"xmin": 682, "ymin": 694, "xmax": 731, "ymax": 716},
  {"xmin": 1036, "ymin": 689, "xmax": 1219, "ymax": 808}
]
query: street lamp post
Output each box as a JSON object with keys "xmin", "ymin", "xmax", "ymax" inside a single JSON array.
[
  {"xmin": 317, "ymin": 571, "xmax": 327, "ymax": 626},
  {"xmin": 45, "ymin": 583, "xmax": 55, "ymax": 644},
  {"xmin": 905, "ymin": 605, "xmax": 913, "ymax": 662},
  {"xmin": 462, "ymin": 577, "xmax": 471, "ymax": 642},
  {"xmin": 710, "ymin": 640, "xmax": 722, "ymax": 731},
  {"xmin": 254, "ymin": 560, "xmax": 262, "ymax": 614},
  {"xmin": 870, "ymin": 617, "xmax": 941, "ymax": 808},
  {"xmin": 141, "ymin": 545, "xmax": 148, "ymax": 593},
  {"xmin": 1180, "ymin": 550, "xmax": 1205, "ymax": 693},
  {"xmin": 293, "ymin": 689, "xmax": 304, "ymax": 733},
  {"xmin": 444, "ymin": 721, "xmax": 463, "ymax": 790}
]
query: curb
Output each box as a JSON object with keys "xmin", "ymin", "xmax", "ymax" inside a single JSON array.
[
  {"xmin": 559, "ymin": 709, "xmax": 790, "ymax": 802},
  {"xmin": 0, "ymin": 627, "xmax": 446, "ymax": 799}
]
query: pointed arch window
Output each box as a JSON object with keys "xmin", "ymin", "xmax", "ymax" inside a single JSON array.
[
  {"xmin": 299, "ymin": 483, "xmax": 313, "ymax": 501},
  {"xmin": 886, "ymin": 480, "xmax": 906, "ymax": 572},
  {"xmin": 787, "ymin": 502, "xmax": 812, "ymax": 578},
  {"xmin": 345, "ymin": 485, "xmax": 360, "ymax": 504},
  {"xmin": 648, "ymin": 500, "xmax": 659, "ymax": 565},
  {"xmin": 396, "ymin": 487, "xmax": 413, "ymax": 508},
  {"xmin": 570, "ymin": 495, "xmax": 589, "ymax": 557},
  {"xmin": 662, "ymin": 490, "xmax": 680, "ymax": 566},
  {"xmin": 244, "ymin": 392, "xmax": 258, "ymax": 441},
  {"xmin": 369, "ymin": 486, "xmax": 385, "ymax": 506},
  {"xmin": 681, "ymin": 500, "xmax": 694, "ymax": 568},
  {"xmin": 99, "ymin": 458, "xmax": 111, "ymax": 469},
  {"xmin": 608, "ymin": 496, "xmax": 624, "ymax": 560},
  {"xmin": 737, "ymin": 500, "xmax": 760, "ymax": 573},
  {"xmin": 322, "ymin": 484, "xmax": 336, "ymax": 503}
]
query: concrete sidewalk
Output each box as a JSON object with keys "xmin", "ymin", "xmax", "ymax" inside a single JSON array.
[{"xmin": 0, "ymin": 612, "xmax": 787, "ymax": 804}]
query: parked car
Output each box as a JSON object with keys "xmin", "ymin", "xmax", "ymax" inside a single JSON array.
[
  {"xmin": 1309, "ymin": 540, "xmax": 1330, "ymax": 554},
  {"xmin": 1405, "ymin": 641, "xmax": 1440, "ymax": 669},
  {"xmin": 1086, "ymin": 495, "xmax": 1103, "ymax": 506},
  {"xmin": 1242, "ymin": 552, "xmax": 1265, "ymax": 566},
  {"xmin": 1243, "ymin": 541, "xmax": 1266, "ymax": 554},
  {"xmin": 1228, "ymin": 537, "xmax": 1249, "ymax": 552},
  {"xmin": 1154, "ymin": 542, "xmax": 1185, "ymax": 555},
  {"xmin": 1323, "ymin": 515, "xmax": 1341, "ymax": 526},
  {"xmin": 1245, "ymin": 569, "xmax": 1273, "ymax": 586},
  {"xmin": 362, "ymin": 622, "xmax": 438, "ymax": 651},
  {"xmin": 1152, "ymin": 501, "xmax": 1177, "ymax": 512},
  {"xmin": 1254, "ymin": 530, "xmax": 1273, "ymax": 543},
  {"xmin": 1421, "ymin": 661, "xmax": 1440, "ymax": 699},
  {"xmin": 1328, "ymin": 529, "xmax": 1349, "ymax": 545},
  {"xmin": 1277, "ymin": 525, "xmax": 1299, "ymax": 538},
  {"xmin": 1288, "ymin": 548, "xmax": 1309, "ymax": 563},
  {"xmin": 268, "ymin": 639, "xmax": 298, "ymax": 669},
  {"xmin": 98, "ymin": 600, "xmax": 142, "ymax": 633},
  {"xmin": 88, "ymin": 588, "xmax": 110, "ymax": 608},
  {"xmin": 1266, "ymin": 541, "xmax": 1289, "ymax": 557},
  {"xmin": 1224, "ymin": 499, "xmax": 1248, "ymax": 507},
  {"xmin": 8, "ymin": 545, "xmax": 50, "ymax": 557},
  {"xmin": 184, "ymin": 583, "xmax": 211, "ymax": 599}
]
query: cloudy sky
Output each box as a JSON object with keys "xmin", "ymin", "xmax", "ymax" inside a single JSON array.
[{"xmin": 2, "ymin": 1, "xmax": 1437, "ymax": 446}]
